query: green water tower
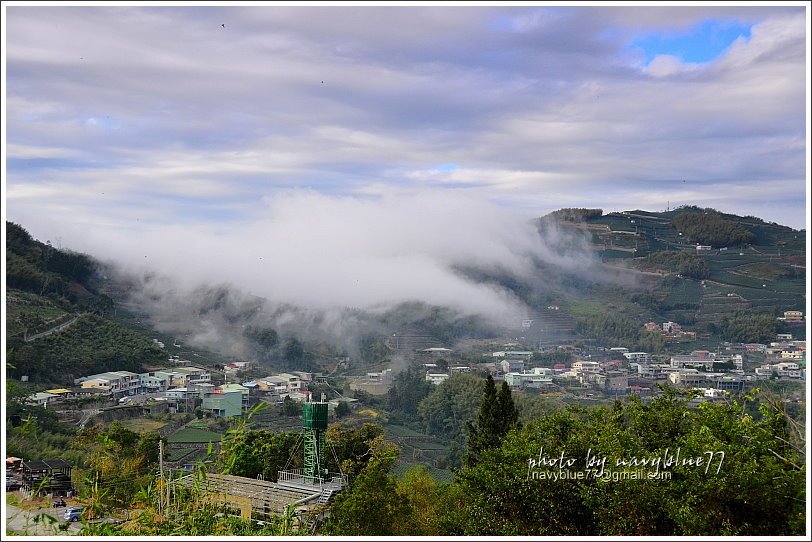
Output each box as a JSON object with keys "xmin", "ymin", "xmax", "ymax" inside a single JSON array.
[{"xmin": 302, "ymin": 396, "xmax": 329, "ymax": 480}]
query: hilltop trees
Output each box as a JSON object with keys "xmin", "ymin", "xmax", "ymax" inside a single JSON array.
[
  {"xmin": 6, "ymin": 221, "xmax": 96, "ymax": 299},
  {"xmin": 673, "ymin": 210, "xmax": 755, "ymax": 247},
  {"xmin": 546, "ymin": 208, "xmax": 604, "ymax": 222}
]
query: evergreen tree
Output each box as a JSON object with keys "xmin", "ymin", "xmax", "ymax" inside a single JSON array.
[
  {"xmin": 495, "ymin": 381, "xmax": 519, "ymax": 435},
  {"xmin": 464, "ymin": 375, "xmax": 499, "ymax": 466}
]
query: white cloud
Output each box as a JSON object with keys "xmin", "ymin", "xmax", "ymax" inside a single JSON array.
[
  {"xmin": 4, "ymin": 5, "xmax": 807, "ymax": 250},
  {"xmin": 29, "ymin": 190, "xmax": 595, "ymax": 326}
]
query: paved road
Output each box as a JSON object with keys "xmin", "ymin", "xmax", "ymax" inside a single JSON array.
[
  {"xmin": 5, "ymin": 503, "xmax": 82, "ymax": 536},
  {"xmin": 24, "ymin": 316, "xmax": 80, "ymax": 342}
]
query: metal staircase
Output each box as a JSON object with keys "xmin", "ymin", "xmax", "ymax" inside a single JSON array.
[{"xmin": 317, "ymin": 476, "xmax": 344, "ymax": 504}]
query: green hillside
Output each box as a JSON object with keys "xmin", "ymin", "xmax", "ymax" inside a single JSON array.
[
  {"xmin": 571, "ymin": 206, "xmax": 806, "ymax": 335},
  {"xmin": 5, "ymin": 222, "xmax": 167, "ymax": 384}
]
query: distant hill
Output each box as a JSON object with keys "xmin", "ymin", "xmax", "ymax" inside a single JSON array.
[
  {"xmin": 538, "ymin": 206, "xmax": 806, "ymax": 341},
  {"xmin": 6, "ymin": 206, "xmax": 806, "ymax": 384},
  {"xmin": 5, "ymin": 222, "xmax": 167, "ymax": 384}
]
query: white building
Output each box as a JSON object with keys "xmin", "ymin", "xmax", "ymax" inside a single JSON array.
[
  {"xmin": 426, "ymin": 373, "xmax": 450, "ymax": 385},
  {"xmin": 624, "ymin": 352, "xmax": 650, "ymax": 364},
  {"xmin": 572, "ymin": 361, "xmax": 601, "ymax": 373},
  {"xmin": 755, "ymin": 362, "xmax": 802, "ymax": 378}
]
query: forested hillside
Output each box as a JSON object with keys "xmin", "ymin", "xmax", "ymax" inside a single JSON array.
[{"xmin": 5, "ymin": 222, "xmax": 165, "ymax": 384}]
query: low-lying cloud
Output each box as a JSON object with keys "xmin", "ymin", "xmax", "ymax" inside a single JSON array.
[{"xmin": 91, "ymin": 190, "xmax": 594, "ymax": 323}]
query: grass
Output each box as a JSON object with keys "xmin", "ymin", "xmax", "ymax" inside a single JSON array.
[
  {"xmin": 116, "ymin": 419, "xmax": 167, "ymax": 433},
  {"xmin": 568, "ymin": 302, "xmax": 607, "ymax": 317},
  {"xmin": 186, "ymin": 422, "xmax": 210, "ymax": 429}
]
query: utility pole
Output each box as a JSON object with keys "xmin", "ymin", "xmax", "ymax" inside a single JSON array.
[{"xmin": 158, "ymin": 440, "xmax": 164, "ymax": 514}]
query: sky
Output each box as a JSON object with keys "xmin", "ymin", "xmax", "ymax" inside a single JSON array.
[{"xmin": 2, "ymin": 2, "xmax": 810, "ymax": 317}]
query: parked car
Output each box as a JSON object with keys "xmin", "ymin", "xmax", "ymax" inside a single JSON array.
[{"xmin": 64, "ymin": 507, "xmax": 84, "ymax": 522}]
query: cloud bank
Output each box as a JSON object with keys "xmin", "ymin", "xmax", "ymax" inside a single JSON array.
[{"xmin": 92, "ymin": 190, "xmax": 594, "ymax": 320}]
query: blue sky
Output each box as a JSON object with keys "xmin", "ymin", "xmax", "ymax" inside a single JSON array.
[
  {"xmin": 2, "ymin": 3, "xmax": 808, "ymax": 313},
  {"xmin": 628, "ymin": 19, "xmax": 753, "ymax": 64}
]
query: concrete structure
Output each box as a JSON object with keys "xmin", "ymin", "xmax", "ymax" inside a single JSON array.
[
  {"xmin": 426, "ymin": 373, "xmax": 450, "ymax": 385},
  {"xmin": 637, "ymin": 364, "xmax": 671, "ymax": 379},
  {"xmin": 669, "ymin": 370, "xmax": 707, "ymax": 387},
  {"xmin": 220, "ymin": 383, "xmax": 250, "ymax": 410},
  {"xmin": 366, "ymin": 369, "xmax": 393, "ymax": 384},
  {"xmin": 505, "ymin": 372, "xmax": 554, "ymax": 389},
  {"xmin": 27, "ymin": 392, "xmax": 59, "ymax": 406},
  {"xmin": 492, "ymin": 351, "xmax": 533, "ymax": 359},
  {"xmin": 21, "ymin": 459, "xmax": 74, "ymax": 497},
  {"xmin": 76, "ymin": 370, "xmax": 140, "ymax": 396},
  {"xmin": 201, "ymin": 388, "xmax": 244, "ymax": 417},
  {"xmin": 755, "ymin": 362, "xmax": 802, "ymax": 378},
  {"xmin": 500, "ymin": 359, "xmax": 525, "ymax": 374},
  {"xmin": 780, "ymin": 350, "xmax": 805, "ymax": 361},
  {"xmin": 670, "ymin": 355, "xmax": 715, "ymax": 371},
  {"xmin": 623, "ymin": 352, "xmax": 650, "ymax": 364},
  {"xmin": 573, "ymin": 361, "xmax": 601, "ymax": 373},
  {"xmin": 605, "ymin": 371, "xmax": 629, "ymax": 393}
]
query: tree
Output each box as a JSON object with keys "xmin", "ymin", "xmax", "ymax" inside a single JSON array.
[
  {"xmin": 244, "ymin": 326, "xmax": 279, "ymax": 348},
  {"xmin": 464, "ymin": 375, "xmax": 498, "ymax": 466},
  {"xmin": 324, "ymin": 423, "xmax": 396, "ymax": 482},
  {"xmin": 495, "ymin": 381, "xmax": 519, "ymax": 433},
  {"xmin": 387, "ymin": 363, "xmax": 433, "ymax": 421},
  {"xmin": 444, "ymin": 391, "xmax": 805, "ymax": 535},
  {"xmin": 283, "ymin": 338, "xmax": 304, "ymax": 364},
  {"xmin": 323, "ymin": 459, "xmax": 413, "ymax": 535},
  {"xmin": 282, "ymin": 337, "xmax": 316, "ymax": 371},
  {"xmin": 334, "ymin": 401, "xmax": 350, "ymax": 418},
  {"xmin": 282, "ymin": 396, "xmax": 299, "ymax": 416},
  {"xmin": 395, "ymin": 465, "xmax": 445, "ymax": 535},
  {"xmin": 418, "ymin": 374, "xmax": 483, "ymax": 443},
  {"xmin": 17, "ymin": 311, "xmax": 45, "ymax": 340},
  {"xmin": 672, "ymin": 210, "xmax": 755, "ymax": 247},
  {"xmin": 466, "ymin": 377, "xmax": 519, "ymax": 466},
  {"xmin": 722, "ymin": 314, "xmax": 779, "ymax": 343},
  {"xmin": 69, "ymin": 423, "xmax": 160, "ymax": 507}
]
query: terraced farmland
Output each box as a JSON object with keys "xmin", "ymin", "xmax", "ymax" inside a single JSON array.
[{"xmin": 167, "ymin": 427, "xmax": 223, "ymax": 444}]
